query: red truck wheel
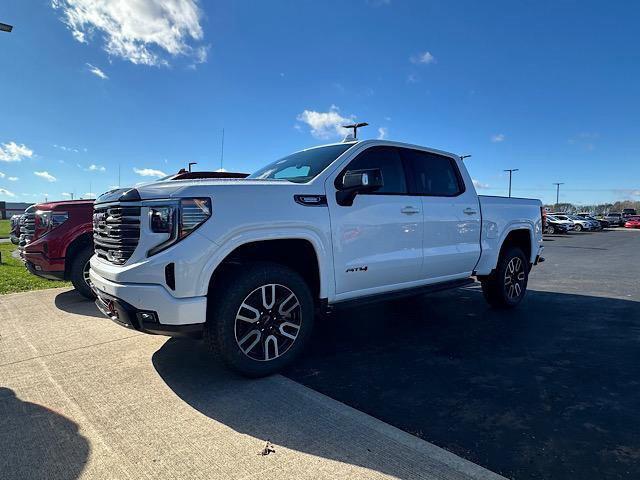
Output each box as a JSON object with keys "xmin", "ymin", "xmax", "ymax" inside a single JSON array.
[{"xmin": 70, "ymin": 245, "xmax": 96, "ymax": 300}]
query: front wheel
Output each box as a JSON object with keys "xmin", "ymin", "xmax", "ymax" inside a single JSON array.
[
  {"xmin": 205, "ymin": 262, "xmax": 314, "ymax": 377},
  {"xmin": 574, "ymin": 224, "xmax": 582, "ymax": 232},
  {"xmin": 481, "ymin": 246, "xmax": 529, "ymax": 309},
  {"xmin": 70, "ymin": 244, "xmax": 96, "ymax": 300}
]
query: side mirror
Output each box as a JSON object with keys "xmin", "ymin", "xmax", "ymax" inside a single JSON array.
[{"xmin": 336, "ymin": 168, "xmax": 383, "ymax": 206}]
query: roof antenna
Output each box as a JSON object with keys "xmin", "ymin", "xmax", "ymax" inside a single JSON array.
[
  {"xmin": 342, "ymin": 122, "xmax": 368, "ymax": 142},
  {"xmin": 219, "ymin": 128, "xmax": 225, "ymax": 171}
]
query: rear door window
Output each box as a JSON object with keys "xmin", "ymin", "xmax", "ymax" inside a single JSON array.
[{"xmin": 400, "ymin": 148, "xmax": 464, "ymax": 196}]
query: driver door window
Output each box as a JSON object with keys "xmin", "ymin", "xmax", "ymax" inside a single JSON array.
[{"xmin": 341, "ymin": 147, "xmax": 407, "ymax": 194}]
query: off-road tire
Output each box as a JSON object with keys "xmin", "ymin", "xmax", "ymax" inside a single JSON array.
[
  {"xmin": 205, "ymin": 262, "xmax": 314, "ymax": 377},
  {"xmin": 70, "ymin": 245, "xmax": 96, "ymax": 300},
  {"xmin": 481, "ymin": 246, "xmax": 529, "ymax": 309}
]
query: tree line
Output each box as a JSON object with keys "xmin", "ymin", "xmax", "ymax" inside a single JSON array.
[{"xmin": 544, "ymin": 200, "xmax": 640, "ymax": 214}]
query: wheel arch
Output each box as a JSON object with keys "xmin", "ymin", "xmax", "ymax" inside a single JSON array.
[
  {"xmin": 476, "ymin": 222, "xmax": 535, "ymax": 276},
  {"xmin": 64, "ymin": 232, "xmax": 94, "ymax": 280},
  {"xmin": 201, "ymin": 231, "xmax": 332, "ymax": 302}
]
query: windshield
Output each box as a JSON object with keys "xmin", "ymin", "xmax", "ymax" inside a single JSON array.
[{"xmin": 248, "ymin": 143, "xmax": 355, "ymax": 183}]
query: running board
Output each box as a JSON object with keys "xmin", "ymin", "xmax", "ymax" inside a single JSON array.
[{"xmin": 329, "ymin": 278, "xmax": 476, "ymax": 311}]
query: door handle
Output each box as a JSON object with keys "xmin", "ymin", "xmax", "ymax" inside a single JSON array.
[
  {"xmin": 401, "ymin": 206, "xmax": 420, "ymax": 215},
  {"xmin": 463, "ymin": 208, "xmax": 478, "ymax": 215}
]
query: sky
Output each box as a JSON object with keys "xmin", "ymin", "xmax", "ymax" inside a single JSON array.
[{"xmin": 1, "ymin": 0, "xmax": 639, "ymax": 206}]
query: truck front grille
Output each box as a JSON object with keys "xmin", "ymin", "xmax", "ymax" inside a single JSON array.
[
  {"xmin": 93, "ymin": 205, "xmax": 141, "ymax": 265},
  {"xmin": 19, "ymin": 213, "xmax": 35, "ymax": 247}
]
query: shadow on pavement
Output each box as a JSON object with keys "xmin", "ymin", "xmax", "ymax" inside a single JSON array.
[
  {"xmin": 54, "ymin": 289, "xmax": 103, "ymax": 319},
  {"xmin": 283, "ymin": 287, "xmax": 640, "ymax": 480},
  {"xmin": 0, "ymin": 387, "xmax": 90, "ymax": 480},
  {"xmin": 152, "ymin": 338, "xmax": 449, "ymax": 480}
]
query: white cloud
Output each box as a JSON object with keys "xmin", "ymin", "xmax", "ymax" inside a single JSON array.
[
  {"xmin": 406, "ymin": 73, "xmax": 420, "ymax": 84},
  {"xmin": 134, "ymin": 167, "xmax": 167, "ymax": 177},
  {"xmin": 34, "ymin": 171, "xmax": 57, "ymax": 182},
  {"xmin": 54, "ymin": 144, "xmax": 78, "ymax": 152},
  {"xmin": 0, "ymin": 141, "xmax": 34, "ymax": 162},
  {"xmin": 85, "ymin": 163, "xmax": 106, "ymax": 172},
  {"xmin": 62, "ymin": 192, "xmax": 73, "ymax": 197},
  {"xmin": 472, "ymin": 179, "xmax": 490, "ymax": 189},
  {"xmin": 83, "ymin": 192, "xmax": 96, "ymax": 199},
  {"xmin": 410, "ymin": 51, "xmax": 436, "ymax": 65},
  {"xmin": 0, "ymin": 188, "xmax": 16, "ymax": 197},
  {"xmin": 377, "ymin": 127, "xmax": 388, "ymax": 140},
  {"xmin": 52, "ymin": 0, "xmax": 207, "ymax": 67},
  {"xmin": 86, "ymin": 63, "xmax": 109, "ymax": 79},
  {"xmin": 8, "ymin": 176, "xmax": 18, "ymax": 181},
  {"xmin": 491, "ymin": 133, "xmax": 506, "ymax": 143},
  {"xmin": 296, "ymin": 105, "xmax": 354, "ymax": 139},
  {"xmin": 0, "ymin": 172, "xmax": 4, "ymax": 178}
]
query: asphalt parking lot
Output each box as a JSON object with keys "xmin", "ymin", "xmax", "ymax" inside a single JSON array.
[
  {"xmin": 285, "ymin": 229, "xmax": 640, "ymax": 479},
  {"xmin": 1, "ymin": 229, "xmax": 638, "ymax": 479}
]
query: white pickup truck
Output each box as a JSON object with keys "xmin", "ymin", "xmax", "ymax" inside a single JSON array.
[{"xmin": 90, "ymin": 139, "xmax": 544, "ymax": 376}]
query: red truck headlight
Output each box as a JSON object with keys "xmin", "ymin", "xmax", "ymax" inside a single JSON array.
[
  {"xmin": 34, "ymin": 210, "xmax": 68, "ymax": 238},
  {"xmin": 148, "ymin": 198, "xmax": 211, "ymax": 256}
]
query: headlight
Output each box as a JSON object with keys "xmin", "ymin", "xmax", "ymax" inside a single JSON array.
[
  {"xmin": 34, "ymin": 210, "xmax": 68, "ymax": 238},
  {"xmin": 148, "ymin": 198, "xmax": 211, "ymax": 256}
]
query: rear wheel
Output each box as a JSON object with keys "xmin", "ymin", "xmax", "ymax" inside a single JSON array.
[
  {"xmin": 70, "ymin": 245, "xmax": 96, "ymax": 300},
  {"xmin": 481, "ymin": 246, "xmax": 529, "ymax": 309},
  {"xmin": 205, "ymin": 262, "xmax": 314, "ymax": 377},
  {"xmin": 546, "ymin": 225, "xmax": 555, "ymax": 234},
  {"xmin": 574, "ymin": 224, "xmax": 582, "ymax": 232}
]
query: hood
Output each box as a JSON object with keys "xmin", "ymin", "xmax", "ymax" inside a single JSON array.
[
  {"xmin": 34, "ymin": 199, "xmax": 95, "ymax": 210},
  {"xmin": 95, "ymin": 178, "xmax": 293, "ymax": 204}
]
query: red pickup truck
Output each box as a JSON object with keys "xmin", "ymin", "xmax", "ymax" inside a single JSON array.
[{"xmin": 21, "ymin": 200, "xmax": 95, "ymax": 299}]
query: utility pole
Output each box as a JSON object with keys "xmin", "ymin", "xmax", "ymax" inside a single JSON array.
[
  {"xmin": 503, "ymin": 169, "xmax": 519, "ymax": 197},
  {"xmin": 553, "ymin": 182, "xmax": 564, "ymax": 208},
  {"xmin": 118, "ymin": 164, "xmax": 121, "ymax": 187},
  {"xmin": 188, "ymin": 162, "xmax": 197, "ymax": 172}
]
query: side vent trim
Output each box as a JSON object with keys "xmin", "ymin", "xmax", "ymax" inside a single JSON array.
[{"xmin": 294, "ymin": 195, "xmax": 327, "ymax": 207}]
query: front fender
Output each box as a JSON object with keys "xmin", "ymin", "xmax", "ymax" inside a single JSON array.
[{"xmin": 195, "ymin": 227, "xmax": 333, "ymax": 300}]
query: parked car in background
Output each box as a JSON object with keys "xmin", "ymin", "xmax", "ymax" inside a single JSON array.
[
  {"xmin": 578, "ymin": 213, "xmax": 609, "ymax": 229},
  {"xmin": 622, "ymin": 208, "xmax": 637, "ymax": 218},
  {"xmin": 551, "ymin": 213, "xmax": 592, "ymax": 232},
  {"xmin": 568, "ymin": 214, "xmax": 600, "ymax": 231},
  {"xmin": 9, "ymin": 214, "xmax": 21, "ymax": 244},
  {"xmin": 544, "ymin": 214, "xmax": 573, "ymax": 235},
  {"xmin": 624, "ymin": 216, "xmax": 640, "ymax": 229},
  {"xmin": 89, "ymin": 138, "xmax": 545, "ymax": 377},
  {"xmin": 546, "ymin": 214, "xmax": 574, "ymax": 233},
  {"xmin": 21, "ymin": 200, "xmax": 95, "ymax": 299},
  {"xmin": 603, "ymin": 212, "xmax": 624, "ymax": 227}
]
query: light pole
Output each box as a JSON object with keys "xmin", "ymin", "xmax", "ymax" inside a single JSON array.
[
  {"xmin": 188, "ymin": 162, "xmax": 197, "ymax": 172},
  {"xmin": 553, "ymin": 182, "xmax": 564, "ymax": 208},
  {"xmin": 0, "ymin": 23, "xmax": 13, "ymax": 33},
  {"xmin": 503, "ymin": 169, "xmax": 519, "ymax": 197}
]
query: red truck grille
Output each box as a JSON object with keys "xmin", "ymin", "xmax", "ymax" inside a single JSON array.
[{"xmin": 93, "ymin": 205, "xmax": 141, "ymax": 265}]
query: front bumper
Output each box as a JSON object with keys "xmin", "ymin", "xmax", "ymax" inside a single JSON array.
[
  {"xmin": 25, "ymin": 260, "xmax": 66, "ymax": 281},
  {"xmin": 89, "ymin": 269, "xmax": 206, "ymax": 337}
]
